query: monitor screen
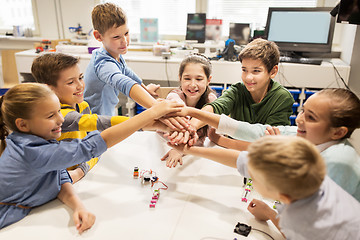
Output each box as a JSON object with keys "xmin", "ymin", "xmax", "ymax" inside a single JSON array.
[{"xmin": 265, "ymin": 8, "xmax": 335, "ymax": 55}]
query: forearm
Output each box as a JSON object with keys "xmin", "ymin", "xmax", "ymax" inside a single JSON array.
[
  {"xmin": 57, "ymin": 182, "xmax": 85, "ymax": 211},
  {"xmin": 185, "ymin": 146, "xmax": 239, "ymax": 168},
  {"xmin": 189, "ymin": 105, "xmax": 214, "ymax": 130},
  {"xmin": 268, "ymin": 210, "xmax": 282, "ymax": 236},
  {"xmin": 129, "ymin": 84, "xmax": 156, "ymax": 108},
  {"xmin": 187, "ymin": 107, "xmax": 220, "ymax": 129},
  {"xmin": 101, "ymin": 106, "xmax": 158, "ymax": 148},
  {"xmin": 216, "ymin": 136, "xmax": 251, "ymax": 151}
]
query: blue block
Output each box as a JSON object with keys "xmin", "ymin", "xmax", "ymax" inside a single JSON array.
[
  {"xmin": 288, "ymin": 89, "xmax": 301, "ymax": 101},
  {"xmin": 304, "ymin": 90, "xmax": 317, "ymax": 99},
  {"xmin": 0, "ymin": 88, "xmax": 10, "ymax": 96},
  {"xmin": 292, "ymin": 102, "xmax": 300, "ymax": 114},
  {"xmin": 210, "ymin": 86, "xmax": 224, "ymax": 97},
  {"xmin": 290, "ymin": 115, "xmax": 297, "ymax": 126}
]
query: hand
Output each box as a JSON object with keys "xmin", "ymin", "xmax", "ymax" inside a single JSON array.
[
  {"xmin": 146, "ymin": 83, "xmax": 160, "ymax": 97},
  {"xmin": 161, "ymin": 149, "xmax": 183, "ymax": 168},
  {"xmin": 265, "ymin": 126, "xmax": 281, "ymax": 136},
  {"xmin": 207, "ymin": 127, "xmax": 221, "ymax": 144},
  {"xmin": 73, "ymin": 208, "xmax": 96, "ymax": 234},
  {"xmin": 159, "ymin": 116, "xmax": 190, "ymax": 131},
  {"xmin": 247, "ymin": 199, "xmax": 275, "ymax": 221},
  {"xmin": 150, "ymin": 99, "xmax": 184, "ymax": 120}
]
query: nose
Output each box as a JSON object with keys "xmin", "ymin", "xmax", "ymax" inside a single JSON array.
[
  {"xmin": 244, "ymin": 72, "xmax": 253, "ymax": 81},
  {"xmin": 76, "ymin": 79, "xmax": 84, "ymax": 90},
  {"xmin": 57, "ymin": 112, "xmax": 64, "ymax": 125},
  {"xmin": 295, "ymin": 111, "xmax": 303, "ymax": 126},
  {"xmin": 120, "ymin": 35, "xmax": 128, "ymax": 45},
  {"xmin": 190, "ymin": 79, "xmax": 197, "ymax": 87}
]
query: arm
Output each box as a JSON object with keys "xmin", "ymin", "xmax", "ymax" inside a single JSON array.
[
  {"xmin": 208, "ymin": 127, "xmax": 251, "ymax": 151},
  {"xmin": 169, "ymin": 143, "xmax": 240, "ymax": 169},
  {"xmin": 101, "ymin": 100, "xmax": 183, "ymax": 148},
  {"xmin": 57, "ymin": 182, "xmax": 95, "ymax": 234}
]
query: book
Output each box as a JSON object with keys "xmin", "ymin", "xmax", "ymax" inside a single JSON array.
[
  {"xmin": 140, "ymin": 18, "xmax": 158, "ymax": 42},
  {"xmin": 186, "ymin": 13, "xmax": 206, "ymax": 43},
  {"xmin": 206, "ymin": 19, "xmax": 222, "ymax": 42},
  {"xmin": 229, "ymin": 23, "xmax": 251, "ymax": 45}
]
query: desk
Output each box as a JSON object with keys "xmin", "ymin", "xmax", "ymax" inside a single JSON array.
[
  {"xmin": 15, "ymin": 49, "xmax": 350, "ymax": 89},
  {"xmin": 0, "ymin": 132, "xmax": 284, "ymax": 240}
]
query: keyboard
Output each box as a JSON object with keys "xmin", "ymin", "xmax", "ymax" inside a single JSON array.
[{"xmin": 280, "ymin": 56, "xmax": 322, "ymax": 65}]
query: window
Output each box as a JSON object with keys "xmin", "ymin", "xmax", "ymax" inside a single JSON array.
[
  {"xmin": 207, "ymin": 0, "xmax": 318, "ymax": 36},
  {"xmin": 0, "ymin": 0, "xmax": 36, "ymax": 34},
  {"xmin": 103, "ymin": 0, "xmax": 196, "ymax": 37}
]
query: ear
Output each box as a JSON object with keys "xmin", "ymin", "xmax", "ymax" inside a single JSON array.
[
  {"xmin": 278, "ymin": 193, "xmax": 293, "ymax": 204},
  {"xmin": 330, "ymin": 126, "xmax": 348, "ymax": 140},
  {"xmin": 15, "ymin": 118, "xmax": 30, "ymax": 133},
  {"xmin": 207, "ymin": 75, "xmax": 212, "ymax": 85},
  {"xmin": 270, "ymin": 65, "xmax": 279, "ymax": 79},
  {"xmin": 93, "ymin": 30, "xmax": 102, "ymax": 42}
]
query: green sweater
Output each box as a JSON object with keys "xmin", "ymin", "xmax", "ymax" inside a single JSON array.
[{"xmin": 207, "ymin": 80, "xmax": 294, "ymax": 125}]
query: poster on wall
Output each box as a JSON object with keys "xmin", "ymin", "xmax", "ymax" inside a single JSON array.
[
  {"xmin": 206, "ymin": 19, "xmax": 222, "ymax": 42},
  {"xmin": 140, "ymin": 18, "xmax": 159, "ymax": 42},
  {"xmin": 229, "ymin": 23, "xmax": 251, "ymax": 45},
  {"xmin": 186, "ymin": 13, "xmax": 206, "ymax": 43}
]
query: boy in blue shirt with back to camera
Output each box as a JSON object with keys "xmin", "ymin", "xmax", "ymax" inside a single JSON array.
[{"xmin": 84, "ymin": 3, "xmax": 188, "ymax": 131}]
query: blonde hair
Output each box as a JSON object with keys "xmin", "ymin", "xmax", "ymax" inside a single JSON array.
[
  {"xmin": 0, "ymin": 83, "xmax": 54, "ymax": 155},
  {"xmin": 248, "ymin": 136, "xmax": 326, "ymax": 200},
  {"xmin": 316, "ymin": 88, "xmax": 360, "ymax": 139},
  {"xmin": 238, "ymin": 38, "xmax": 280, "ymax": 73},
  {"xmin": 92, "ymin": 3, "xmax": 127, "ymax": 35}
]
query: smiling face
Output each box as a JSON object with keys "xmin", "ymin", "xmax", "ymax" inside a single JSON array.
[
  {"xmin": 50, "ymin": 64, "xmax": 84, "ymax": 109},
  {"xmin": 295, "ymin": 93, "xmax": 335, "ymax": 145},
  {"xmin": 241, "ymin": 58, "xmax": 278, "ymax": 102},
  {"xmin": 25, "ymin": 93, "xmax": 64, "ymax": 140},
  {"xmin": 94, "ymin": 24, "xmax": 130, "ymax": 59},
  {"xmin": 180, "ymin": 63, "xmax": 211, "ymax": 107}
]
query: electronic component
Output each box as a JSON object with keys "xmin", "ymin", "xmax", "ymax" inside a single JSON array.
[
  {"xmin": 242, "ymin": 178, "xmax": 253, "ymax": 202},
  {"xmin": 133, "ymin": 167, "xmax": 139, "ymax": 178},
  {"xmin": 234, "ymin": 222, "xmax": 251, "ymax": 237}
]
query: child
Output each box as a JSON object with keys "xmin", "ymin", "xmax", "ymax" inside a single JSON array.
[
  {"xmin": 84, "ymin": 3, "xmax": 188, "ymax": 131},
  {"xmin": 172, "ymin": 88, "xmax": 360, "ymax": 201},
  {"xmin": 169, "ymin": 136, "xmax": 360, "ymax": 239},
  {"xmin": 188, "ymin": 38, "xmax": 294, "ymax": 149},
  {"xmin": 161, "ymin": 54, "xmax": 217, "ymax": 168},
  {"xmin": 32, "ymin": 53, "xmax": 129, "ymax": 183},
  {"xmin": 0, "ymin": 83, "xmax": 183, "ymax": 230}
]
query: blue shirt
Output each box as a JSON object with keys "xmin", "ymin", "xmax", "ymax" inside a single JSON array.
[
  {"xmin": 236, "ymin": 152, "xmax": 360, "ymax": 240},
  {"xmin": 0, "ymin": 131, "xmax": 107, "ymax": 229},
  {"xmin": 84, "ymin": 47, "xmax": 142, "ymax": 116}
]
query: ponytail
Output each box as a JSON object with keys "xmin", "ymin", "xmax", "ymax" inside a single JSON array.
[{"xmin": 0, "ymin": 96, "xmax": 9, "ymax": 155}]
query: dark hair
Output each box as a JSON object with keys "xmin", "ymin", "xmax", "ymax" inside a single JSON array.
[
  {"xmin": 178, "ymin": 53, "xmax": 214, "ymax": 109},
  {"xmin": 92, "ymin": 3, "xmax": 127, "ymax": 35},
  {"xmin": 238, "ymin": 38, "xmax": 280, "ymax": 73},
  {"xmin": 0, "ymin": 83, "xmax": 54, "ymax": 155},
  {"xmin": 317, "ymin": 88, "xmax": 360, "ymax": 139},
  {"xmin": 31, "ymin": 53, "xmax": 79, "ymax": 86}
]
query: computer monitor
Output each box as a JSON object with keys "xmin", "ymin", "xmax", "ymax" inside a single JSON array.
[{"xmin": 264, "ymin": 7, "xmax": 335, "ymax": 56}]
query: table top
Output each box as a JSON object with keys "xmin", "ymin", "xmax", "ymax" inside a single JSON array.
[{"xmin": 0, "ymin": 131, "xmax": 284, "ymax": 240}]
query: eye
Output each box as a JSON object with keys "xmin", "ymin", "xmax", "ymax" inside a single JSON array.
[
  {"xmin": 47, "ymin": 113, "xmax": 55, "ymax": 119},
  {"xmin": 67, "ymin": 81, "xmax": 74, "ymax": 85},
  {"xmin": 125, "ymin": 31, "xmax": 129, "ymax": 36},
  {"xmin": 79, "ymin": 75, "xmax": 84, "ymax": 80}
]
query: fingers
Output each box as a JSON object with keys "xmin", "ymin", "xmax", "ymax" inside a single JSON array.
[
  {"xmin": 161, "ymin": 152, "xmax": 170, "ymax": 161},
  {"xmin": 265, "ymin": 126, "xmax": 275, "ymax": 135},
  {"xmin": 75, "ymin": 211, "xmax": 96, "ymax": 234}
]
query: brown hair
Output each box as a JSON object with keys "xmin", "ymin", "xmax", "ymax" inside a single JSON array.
[
  {"xmin": 248, "ymin": 136, "xmax": 326, "ymax": 200},
  {"xmin": 317, "ymin": 88, "xmax": 360, "ymax": 138},
  {"xmin": 92, "ymin": 3, "xmax": 127, "ymax": 35},
  {"xmin": 0, "ymin": 83, "xmax": 54, "ymax": 155},
  {"xmin": 31, "ymin": 53, "xmax": 79, "ymax": 87},
  {"xmin": 179, "ymin": 53, "xmax": 214, "ymax": 109},
  {"xmin": 238, "ymin": 38, "xmax": 280, "ymax": 73}
]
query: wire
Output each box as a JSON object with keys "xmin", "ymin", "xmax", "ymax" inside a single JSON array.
[
  {"xmin": 252, "ymin": 228, "xmax": 275, "ymax": 240},
  {"xmin": 328, "ymin": 60, "xmax": 350, "ymax": 90},
  {"xmin": 164, "ymin": 57, "xmax": 170, "ymax": 87}
]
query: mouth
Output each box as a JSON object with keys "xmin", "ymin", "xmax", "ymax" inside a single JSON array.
[
  {"xmin": 52, "ymin": 126, "xmax": 62, "ymax": 133},
  {"xmin": 246, "ymin": 82, "xmax": 256, "ymax": 86},
  {"xmin": 297, "ymin": 128, "xmax": 306, "ymax": 135},
  {"xmin": 74, "ymin": 91, "xmax": 83, "ymax": 97},
  {"xmin": 187, "ymin": 89, "xmax": 199, "ymax": 94}
]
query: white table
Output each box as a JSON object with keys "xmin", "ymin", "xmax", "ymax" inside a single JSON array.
[{"xmin": 0, "ymin": 132, "xmax": 284, "ymax": 240}]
